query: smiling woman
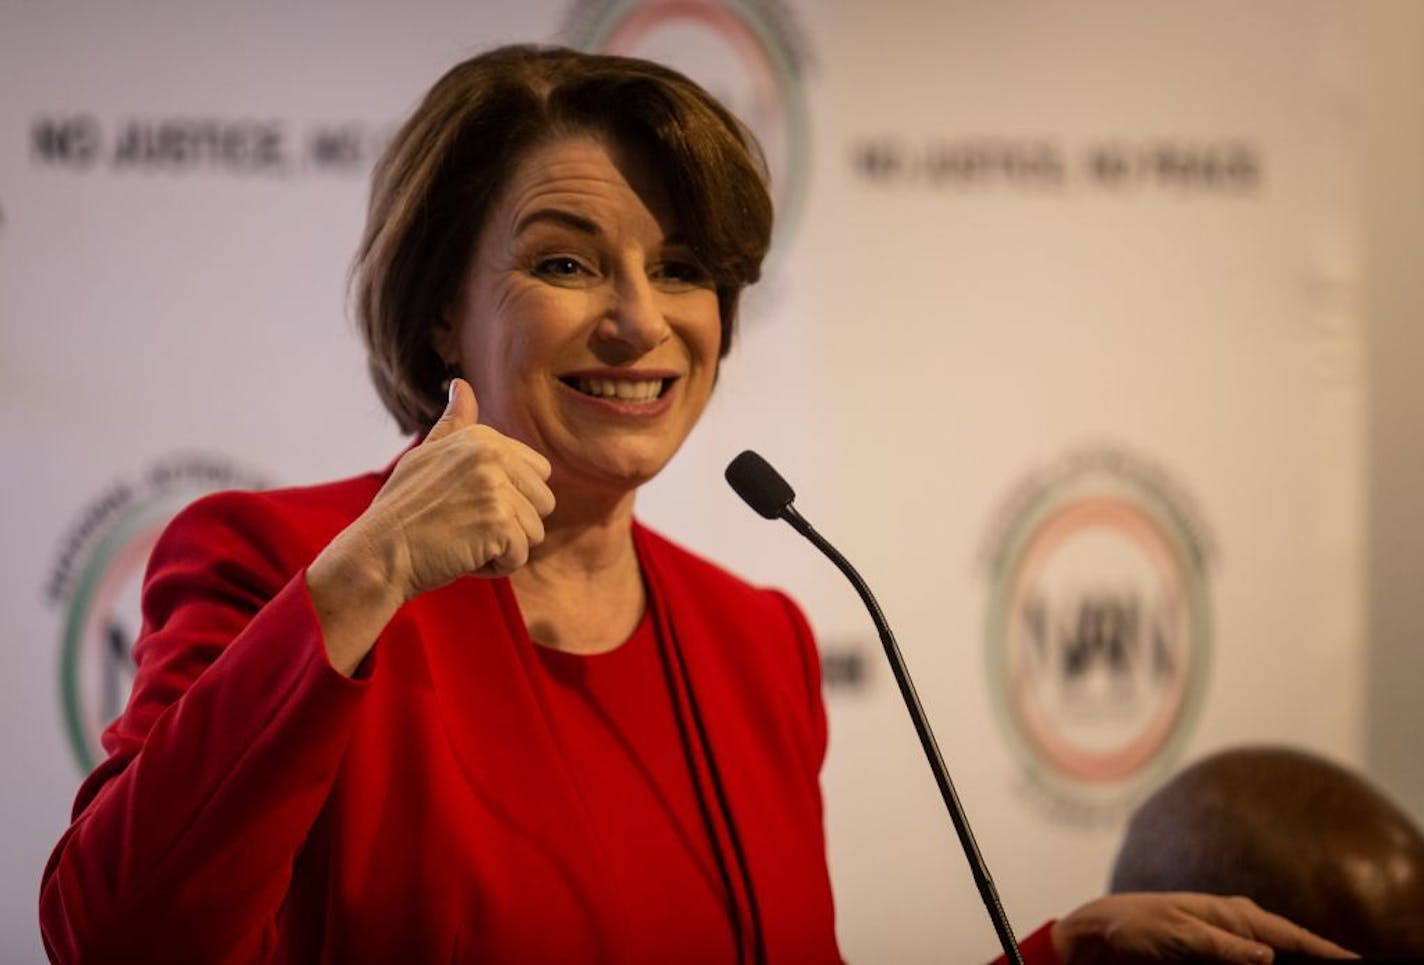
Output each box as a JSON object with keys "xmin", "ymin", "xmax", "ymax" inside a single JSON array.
[
  {"xmin": 437, "ymin": 136, "xmax": 723, "ymax": 503},
  {"xmin": 38, "ymin": 45, "xmax": 1354, "ymax": 965},
  {"xmin": 354, "ymin": 46, "xmax": 770, "ymax": 437}
]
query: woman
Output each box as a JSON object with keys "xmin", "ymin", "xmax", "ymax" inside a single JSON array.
[{"xmin": 40, "ymin": 45, "xmax": 1351, "ymax": 963}]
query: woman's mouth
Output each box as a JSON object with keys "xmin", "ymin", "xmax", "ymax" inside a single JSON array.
[{"xmin": 561, "ymin": 376, "xmax": 673, "ymax": 403}]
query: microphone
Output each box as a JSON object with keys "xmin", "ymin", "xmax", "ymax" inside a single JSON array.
[
  {"xmin": 723, "ymin": 449, "xmax": 794, "ymax": 519},
  {"xmin": 725, "ymin": 450, "xmax": 1024, "ymax": 965}
]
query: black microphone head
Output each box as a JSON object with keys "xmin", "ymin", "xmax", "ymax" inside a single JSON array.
[{"xmin": 725, "ymin": 450, "xmax": 796, "ymax": 520}]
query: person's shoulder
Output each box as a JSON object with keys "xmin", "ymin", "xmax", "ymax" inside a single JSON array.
[
  {"xmin": 635, "ymin": 522, "xmax": 755, "ymax": 589},
  {"xmin": 636, "ymin": 523, "xmax": 823, "ymax": 730},
  {"xmin": 159, "ymin": 468, "xmax": 387, "ymax": 566},
  {"xmin": 182, "ymin": 470, "xmax": 382, "ymax": 527},
  {"xmin": 634, "ymin": 521, "xmax": 804, "ymax": 619}
]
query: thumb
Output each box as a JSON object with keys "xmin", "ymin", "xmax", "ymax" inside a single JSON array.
[{"xmin": 425, "ymin": 377, "xmax": 479, "ymax": 443}]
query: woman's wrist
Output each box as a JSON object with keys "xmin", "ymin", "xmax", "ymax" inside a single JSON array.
[{"xmin": 306, "ymin": 525, "xmax": 407, "ymax": 676}]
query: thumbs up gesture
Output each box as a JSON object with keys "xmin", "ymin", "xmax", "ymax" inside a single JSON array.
[
  {"xmin": 306, "ymin": 379, "xmax": 555, "ymax": 675},
  {"xmin": 350, "ymin": 377, "xmax": 556, "ymax": 602}
]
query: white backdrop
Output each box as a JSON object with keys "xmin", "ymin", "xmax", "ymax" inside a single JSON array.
[{"xmin": 1, "ymin": 1, "xmax": 1366, "ymax": 961}]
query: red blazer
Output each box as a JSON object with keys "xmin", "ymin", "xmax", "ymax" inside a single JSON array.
[
  {"xmin": 39, "ymin": 464, "xmax": 1059, "ymax": 963},
  {"xmin": 38, "ymin": 463, "xmax": 844, "ymax": 963}
]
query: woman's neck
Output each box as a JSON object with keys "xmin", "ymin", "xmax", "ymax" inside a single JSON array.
[{"xmin": 510, "ymin": 484, "xmax": 645, "ymax": 654}]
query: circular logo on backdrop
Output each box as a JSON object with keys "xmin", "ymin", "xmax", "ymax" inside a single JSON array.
[
  {"xmin": 979, "ymin": 447, "xmax": 1213, "ymax": 824},
  {"xmin": 562, "ymin": 0, "xmax": 812, "ymax": 243},
  {"xmin": 44, "ymin": 454, "xmax": 268, "ymax": 772}
]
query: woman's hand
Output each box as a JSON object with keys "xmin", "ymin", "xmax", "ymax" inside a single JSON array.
[
  {"xmin": 307, "ymin": 378, "xmax": 555, "ymax": 674},
  {"xmin": 357, "ymin": 377, "xmax": 555, "ymax": 596},
  {"xmin": 1051, "ymin": 893, "xmax": 1356, "ymax": 964}
]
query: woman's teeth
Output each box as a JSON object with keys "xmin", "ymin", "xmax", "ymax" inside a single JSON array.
[{"xmin": 575, "ymin": 378, "xmax": 664, "ymax": 402}]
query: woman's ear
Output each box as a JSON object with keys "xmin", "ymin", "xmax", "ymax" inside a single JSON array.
[{"xmin": 431, "ymin": 315, "xmax": 457, "ymax": 368}]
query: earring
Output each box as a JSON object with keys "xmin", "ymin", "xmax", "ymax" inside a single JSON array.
[{"xmin": 440, "ymin": 358, "xmax": 461, "ymax": 394}]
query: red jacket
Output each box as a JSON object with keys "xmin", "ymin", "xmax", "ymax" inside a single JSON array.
[{"xmin": 39, "ymin": 465, "xmax": 1058, "ymax": 963}]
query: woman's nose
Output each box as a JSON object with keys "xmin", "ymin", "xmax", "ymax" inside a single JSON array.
[{"xmin": 598, "ymin": 270, "xmax": 671, "ymax": 356}]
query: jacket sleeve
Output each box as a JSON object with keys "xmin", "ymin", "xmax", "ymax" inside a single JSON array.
[
  {"xmin": 39, "ymin": 491, "xmax": 370, "ymax": 963},
  {"xmin": 991, "ymin": 921, "xmax": 1062, "ymax": 965}
]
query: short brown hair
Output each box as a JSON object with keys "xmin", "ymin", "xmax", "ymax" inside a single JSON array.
[{"xmin": 352, "ymin": 44, "xmax": 774, "ymax": 433}]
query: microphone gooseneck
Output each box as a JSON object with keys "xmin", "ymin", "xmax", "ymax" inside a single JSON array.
[{"xmin": 724, "ymin": 450, "xmax": 1025, "ymax": 965}]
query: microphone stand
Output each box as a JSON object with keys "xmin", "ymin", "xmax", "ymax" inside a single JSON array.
[{"xmin": 779, "ymin": 501, "xmax": 1025, "ymax": 965}]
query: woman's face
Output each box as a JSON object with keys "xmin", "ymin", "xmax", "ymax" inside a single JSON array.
[{"xmin": 439, "ymin": 135, "xmax": 723, "ymax": 498}]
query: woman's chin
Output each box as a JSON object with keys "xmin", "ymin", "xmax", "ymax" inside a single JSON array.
[{"xmin": 551, "ymin": 450, "xmax": 672, "ymax": 502}]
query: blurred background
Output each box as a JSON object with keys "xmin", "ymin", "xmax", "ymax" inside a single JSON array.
[{"xmin": 3, "ymin": 1, "xmax": 1421, "ymax": 960}]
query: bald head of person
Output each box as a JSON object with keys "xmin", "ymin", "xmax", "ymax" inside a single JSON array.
[{"xmin": 1110, "ymin": 746, "xmax": 1424, "ymax": 957}]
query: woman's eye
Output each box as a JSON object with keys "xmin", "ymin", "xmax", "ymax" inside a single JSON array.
[
  {"xmin": 534, "ymin": 256, "xmax": 589, "ymax": 280},
  {"xmin": 654, "ymin": 260, "xmax": 708, "ymax": 287}
]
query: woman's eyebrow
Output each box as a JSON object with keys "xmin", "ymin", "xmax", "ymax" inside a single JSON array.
[{"xmin": 514, "ymin": 208, "xmax": 600, "ymax": 237}]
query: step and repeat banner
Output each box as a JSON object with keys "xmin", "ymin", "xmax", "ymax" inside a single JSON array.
[{"xmin": 1, "ymin": 1, "xmax": 1364, "ymax": 960}]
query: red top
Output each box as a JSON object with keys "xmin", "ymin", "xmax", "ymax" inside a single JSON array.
[{"xmin": 533, "ymin": 610, "xmax": 738, "ymax": 962}]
